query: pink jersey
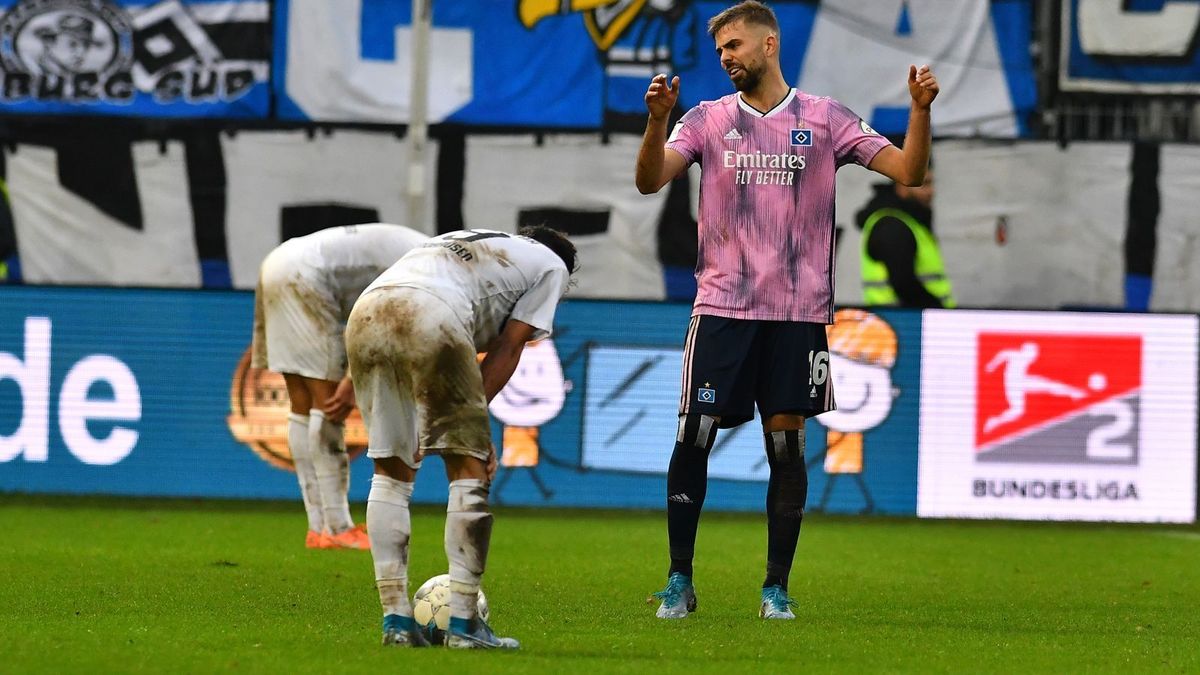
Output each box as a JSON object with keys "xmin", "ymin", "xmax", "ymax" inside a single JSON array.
[{"xmin": 666, "ymin": 89, "xmax": 891, "ymax": 323}]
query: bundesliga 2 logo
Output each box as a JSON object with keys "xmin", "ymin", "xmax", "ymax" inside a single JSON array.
[{"xmin": 974, "ymin": 333, "xmax": 1142, "ymax": 465}]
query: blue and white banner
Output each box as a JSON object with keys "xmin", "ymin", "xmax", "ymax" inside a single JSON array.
[
  {"xmin": 1061, "ymin": 0, "xmax": 1200, "ymax": 94},
  {"xmin": 0, "ymin": 0, "xmax": 270, "ymax": 118},
  {"xmin": 273, "ymin": 0, "xmax": 1037, "ymax": 137}
]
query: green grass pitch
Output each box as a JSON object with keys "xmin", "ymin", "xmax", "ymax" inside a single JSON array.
[{"xmin": 1, "ymin": 495, "xmax": 1197, "ymax": 674}]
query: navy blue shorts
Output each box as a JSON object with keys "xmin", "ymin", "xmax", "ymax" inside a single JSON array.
[{"xmin": 678, "ymin": 315, "xmax": 834, "ymax": 428}]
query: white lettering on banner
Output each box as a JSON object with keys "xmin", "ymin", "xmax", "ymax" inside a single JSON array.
[
  {"xmin": 284, "ymin": 0, "xmax": 473, "ymax": 122},
  {"xmin": 1077, "ymin": 0, "xmax": 1200, "ymax": 57},
  {"xmin": 0, "ymin": 0, "xmax": 268, "ymax": 105},
  {"xmin": 0, "ymin": 317, "xmax": 141, "ymax": 465},
  {"xmin": 59, "ymin": 355, "xmax": 141, "ymax": 465},
  {"xmin": 0, "ymin": 317, "xmax": 50, "ymax": 462}
]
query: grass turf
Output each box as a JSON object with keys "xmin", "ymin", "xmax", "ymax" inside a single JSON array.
[{"xmin": 0, "ymin": 495, "xmax": 1197, "ymax": 674}]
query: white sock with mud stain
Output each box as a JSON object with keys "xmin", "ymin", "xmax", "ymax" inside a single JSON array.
[
  {"xmin": 287, "ymin": 413, "xmax": 325, "ymax": 533},
  {"xmin": 308, "ymin": 409, "xmax": 354, "ymax": 533},
  {"xmin": 367, "ymin": 474, "xmax": 414, "ymax": 617},
  {"xmin": 445, "ymin": 478, "xmax": 492, "ymax": 621}
]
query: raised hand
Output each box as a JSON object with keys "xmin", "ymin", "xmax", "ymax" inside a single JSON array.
[
  {"xmin": 645, "ymin": 73, "xmax": 680, "ymax": 120},
  {"xmin": 908, "ymin": 65, "xmax": 939, "ymax": 109}
]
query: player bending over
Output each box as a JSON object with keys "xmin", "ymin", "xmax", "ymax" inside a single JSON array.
[
  {"xmin": 345, "ymin": 226, "xmax": 577, "ymax": 649},
  {"xmin": 251, "ymin": 223, "xmax": 429, "ymax": 549}
]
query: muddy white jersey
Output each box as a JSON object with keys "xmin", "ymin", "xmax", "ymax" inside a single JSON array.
[
  {"xmin": 280, "ymin": 223, "xmax": 430, "ymax": 314},
  {"xmin": 363, "ymin": 229, "xmax": 570, "ymax": 350}
]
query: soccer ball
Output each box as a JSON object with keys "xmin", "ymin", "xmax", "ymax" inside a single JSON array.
[{"xmin": 411, "ymin": 574, "xmax": 490, "ymax": 643}]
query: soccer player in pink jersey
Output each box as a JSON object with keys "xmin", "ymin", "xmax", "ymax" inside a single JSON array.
[{"xmin": 634, "ymin": 0, "xmax": 939, "ymax": 620}]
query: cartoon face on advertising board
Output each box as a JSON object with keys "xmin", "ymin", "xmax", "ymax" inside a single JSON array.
[
  {"xmin": 480, "ymin": 337, "xmax": 579, "ymax": 506},
  {"xmin": 807, "ymin": 308, "xmax": 899, "ymax": 499},
  {"xmin": 487, "ymin": 339, "xmax": 570, "ymax": 472},
  {"xmin": 488, "ymin": 338, "xmax": 567, "ymax": 428},
  {"xmin": 823, "ymin": 309, "xmax": 898, "ymax": 435}
]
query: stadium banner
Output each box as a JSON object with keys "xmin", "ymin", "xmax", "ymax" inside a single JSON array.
[
  {"xmin": 5, "ymin": 139, "xmax": 204, "ymax": 287},
  {"xmin": 463, "ymin": 134, "xmax": 666, "ymax": 301},
  {"xmin": 932, "ymin": 140, "xmax": 1131, "ymax": 311},
  {"xmin": 0, "ymin": 287, "xmax": 927, "ymax": 517},
  {"xmin": 1154, "ymin": 145, "xmax": 1200, "ymax": 313},
  {"xmin": 272, "ymin": 0, "xmax": 1037, "ymax": 137},
  {"xmin": 1060, "ymin": 0, "xmax": 1200, "ymax": 94},
  {"xmin": 221, "ymin": 130, "xmax": 436, "ymax": 290},
  {"xmin": 0, "ymin": 0, "xmax": 271, "ymax": 118},
  {"xmin": 917, "ymin": 310, "xmax": 1200, "ymax": 523}
]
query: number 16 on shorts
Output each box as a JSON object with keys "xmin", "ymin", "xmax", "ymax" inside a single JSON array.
[{"xmin": 808, "ymin": 350, "xmax": 829, "ymax": 398}]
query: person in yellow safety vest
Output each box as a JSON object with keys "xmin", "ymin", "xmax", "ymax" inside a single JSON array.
[{"xmin": 855, "ymin": 169, "xmax": 955, "ymax": 308}]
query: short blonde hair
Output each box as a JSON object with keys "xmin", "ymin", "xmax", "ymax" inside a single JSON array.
[{"xmin": 707, "ymin": 1, "xmax": 779, "ymax": 38}]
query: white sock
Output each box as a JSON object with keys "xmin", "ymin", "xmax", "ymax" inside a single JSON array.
[
  {"xmin": 288, "ymin": 413, "xmax": 324, "ymax": 533},
  {"xmin": 368, "ymin": 474, "xmax": 414, "ymax": 617},
  {"xmin": 445, "ymin": 479, "xmax": 492, "ymax": 621},
  {"xmin": 309, "ymin": 409, "xmax": 354, "ymax": 533}
]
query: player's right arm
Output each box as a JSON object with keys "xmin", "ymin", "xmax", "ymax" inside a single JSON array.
[
  {"xmin": 636, "ymin": 74, "xmax": 688, "ymax": 194},
  {"xmin": 479, "ymin": 319, "xmax": 539, "ymax": 403}
]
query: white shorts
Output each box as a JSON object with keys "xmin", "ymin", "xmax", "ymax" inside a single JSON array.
[
  {"xmin": 249, "ymin": 245, "xmax": 346, "ymax": 381},
  {"xmin": 345, "ymin": 286, "xmax": 491, "ymax": 469}
]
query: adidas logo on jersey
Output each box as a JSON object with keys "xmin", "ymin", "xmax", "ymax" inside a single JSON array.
[
  {"xmin": 668, "ymin": 493, "xmax": 694, "ymax": 504},
  {"xmin": 724, "ymin": 128, "xmax": 742, "ymax": 141}
]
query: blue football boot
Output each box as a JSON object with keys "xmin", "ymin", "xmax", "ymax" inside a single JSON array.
[
  {"xmin": 759, "ymin": 585, "xmax": 797, "ymax": 620},
  {"xmin": 381, "ymin": 614, "xmax": 432, "ymax": 647},
  {"xmin": 653, "ymin": 572, "xmax": 697, "ymax": 619},
  {"xmin": 445, "ymin": 616, "xmax": 520, "ymax": 650}
]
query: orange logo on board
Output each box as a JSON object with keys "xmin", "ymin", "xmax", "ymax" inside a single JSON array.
[{"xmin": 227, "ymin": 347, "xmax": 367, "ymax": 471}]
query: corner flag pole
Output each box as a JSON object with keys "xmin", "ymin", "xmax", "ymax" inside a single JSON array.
[{"xmin": 407, "ymin": 0, "xmax": 432, "ymax": 231}]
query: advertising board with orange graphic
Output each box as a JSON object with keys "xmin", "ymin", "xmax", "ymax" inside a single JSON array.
[
  {"xmin": 226, "ymin": 348, "xmax": 367, "ymax": 471},
  {"xmin": 805, "ymin": 309, "xmax": 899, "ymax": 513},
  {"xmin": 5, "ymin": 287, "xmax": 1196, "ymax": 522}
]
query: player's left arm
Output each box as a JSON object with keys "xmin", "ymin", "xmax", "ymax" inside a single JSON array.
[
  {"xmin": 868, "ymin": 65, "xmax": 938, "ymax": 187},
  {"xmin": 480, "ymin": 319, "xmax": 539, "ymax": 403}
]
